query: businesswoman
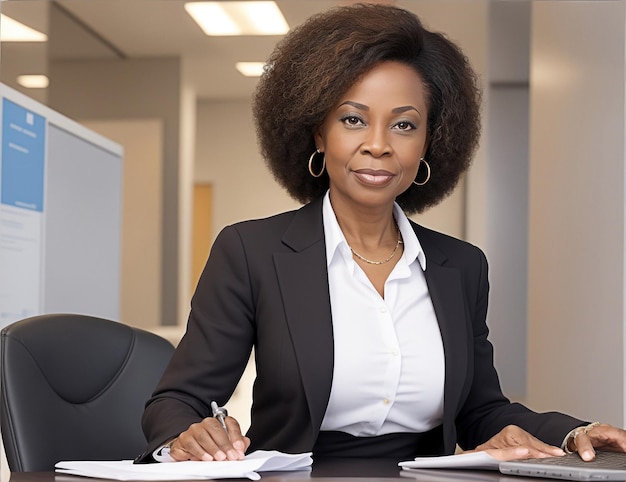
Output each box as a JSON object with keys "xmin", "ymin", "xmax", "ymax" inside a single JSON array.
[{"xmin": 139, "ymin": 3, "xmax": 626, "ymax": 464}]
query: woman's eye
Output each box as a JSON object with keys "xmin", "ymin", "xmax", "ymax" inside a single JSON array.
[
  {"xmin": 341, "ymin": 116, "xmax": 364, "ymax": 127},
  {"xmin": 394, "ymin": 121, "xmax": 416, "ymax": 131}
]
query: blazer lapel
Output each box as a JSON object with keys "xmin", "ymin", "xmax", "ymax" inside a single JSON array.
[
  {"xmin": 273, "ymin": 199, "xmax": 334, "ymax": 435},
  {"xmin": 415, "ymin": 226, "xmax": 469, "ymax": 453}
]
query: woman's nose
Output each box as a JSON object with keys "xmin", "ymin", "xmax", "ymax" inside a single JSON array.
[{"xmin": 360, "ymin": 125, "xmax": 391, "ymax": 157}]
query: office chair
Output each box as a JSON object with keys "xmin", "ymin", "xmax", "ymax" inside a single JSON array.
[{"xmin": 0, "ymin": 313, "xmax": 175, "ymax": 472}]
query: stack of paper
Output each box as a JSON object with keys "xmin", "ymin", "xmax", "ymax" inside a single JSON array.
[
  {"xmin": 55, "ymin": 450, "xmax": 313, "ymax": 481},
  {"xmin": 399, "ymin": 452, "xmax": 500, "ymax": 472}
]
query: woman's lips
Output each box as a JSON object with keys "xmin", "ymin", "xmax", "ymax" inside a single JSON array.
[{"xmin": 353, "ymin": 169, "xmax": 394, "ymax": 185}]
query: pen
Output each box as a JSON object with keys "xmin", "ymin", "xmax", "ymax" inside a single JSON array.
[{"xmin": 211, "ymin": 400, "xmax": 229, "ymax": 436}]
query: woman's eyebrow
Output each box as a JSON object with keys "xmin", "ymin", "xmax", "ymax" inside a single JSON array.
[
  {"xmin": 338, "ymin": 100, "xmax": 369, "ymax": 111},
  {"xmin": 392, "ymin": 105, "xmax": 421, "ymax": 117},
  {"xmin": 338, "ymin": 101, "xmax": 421, "ymax": 118}
]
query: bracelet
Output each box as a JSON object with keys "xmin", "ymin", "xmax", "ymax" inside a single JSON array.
[
  {"xmin": 564, "ymin": 422, "xmax": 600, "ymax": 454},
  {"xmin": 165, "ymin": 438, "xmax": 177, "ymax": 451}
]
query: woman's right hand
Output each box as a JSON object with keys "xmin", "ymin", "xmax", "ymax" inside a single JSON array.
[{"xmin": 168, "ymin": 416, "xmax": 251, "ymax": 461}]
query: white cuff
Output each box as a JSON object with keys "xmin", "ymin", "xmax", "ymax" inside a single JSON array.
[
  {"xmin": 153, "ymin": 442, "xmax": 175, "ymax": 462},
  {"xmin": 561, "ymin": 427, "xmax": 580, "ymax": 451}
]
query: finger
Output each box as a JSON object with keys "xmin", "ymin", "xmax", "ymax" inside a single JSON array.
[
  {"xmin": 525, "ymin": 445, "xmax": 565, "ymax": 459},
  {"xmin": 506, "ymin": 428, "xmax": 565, "ymax": 457},
  {"xmin": 475, "ymin": 433, "xmax": 564, "ymax": 458},
  {"xmin": 169, "ymin": 436, "xmax": 211, "ymax": 462},
  {"xmin": 197, "ymin": 417, "xmax": 241, "ymax": 461},
  {"xmin": 484, "ymin": 447, "xmax": 530, "ymax": 461},
  {"xmin": 573, "ymin": 432, "xmax": 596, "ymax": 461},
  {"xmin": 224, "ymin": 417, "xmax": 248, "ymax": 458},
  {"xmin": 529, "ymin": 441, "xmax": 565, "ymax": 458},
  {"xmin": 180, "ymin": 418, "xmax": 234, "ymax": 462},
  {"xmin": 505, "ymin": 427, "xmax": 565, "ymax": 458}
]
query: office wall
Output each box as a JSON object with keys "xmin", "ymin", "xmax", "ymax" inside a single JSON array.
[
  {"xmin": 484, "ymin": 0, "xmax": 531, "ymax": 400},
  {"xmin": 194, "ymin": 99, "xmax": 300, "ymax": 238},
  {"xmin": 486, "ymin": 86, "xmax": 530, "ymax": 399},
  {"xmin": 48, "ymin": 57, "xmax": 183, "ymax": 326},
  {"xmin": 82, "ymin": 119, "xmax": 164, "ymax": 330},
  {"xmin": 177, "ymin": 77, "xmax": 196, "ymax": 325},
  {"xmin": 527, "ymin": 1, "xmax": 625, "ymax": 425}
]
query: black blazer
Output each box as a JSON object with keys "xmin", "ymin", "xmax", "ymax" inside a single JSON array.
[{"xmin": 139, "ymin": 197, "xmax": 583, "ymax": 462}]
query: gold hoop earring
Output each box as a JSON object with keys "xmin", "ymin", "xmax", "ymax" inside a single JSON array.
[
  {"xmin": 413, "ymin": 158, "xmax": 431, "ymax": 186},
  {"xmin": 308, "ymin": 149, "xmax": 326, "ymax": 178}
]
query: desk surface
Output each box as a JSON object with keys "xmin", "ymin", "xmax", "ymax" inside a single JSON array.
[{"xmin": 8, "ymin": 458, "xmax": 557, "ymax": 482}]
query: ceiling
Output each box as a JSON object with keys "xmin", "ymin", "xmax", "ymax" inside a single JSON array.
[{"xmin": 0, "ymin": 0, "xmax": 382, "ymax": 101}]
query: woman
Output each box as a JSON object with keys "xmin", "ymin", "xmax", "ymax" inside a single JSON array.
[{"xmin": 138, "ymin": 3, "xmax": 626, "ymax": 464}]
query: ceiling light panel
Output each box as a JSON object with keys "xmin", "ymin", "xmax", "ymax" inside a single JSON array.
[
  {"xmin": 185, "ymin": 1, "xmax": 289, "ymax": 36},
  {"xmin": 17, "ymin": 75, "xmax": 49, "ymax": 89},
  {"xmin": 1, "ymin": 14, "xmax": 47, "ymax": 42},
  {"xmin": 235, "ymin": 62, "xmax": 266, "ymax": 77}
]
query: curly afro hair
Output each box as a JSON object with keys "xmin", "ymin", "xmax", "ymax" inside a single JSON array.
[{"xmin": 252, "ymin": 3, "xmax": 481, "ymax": 214}]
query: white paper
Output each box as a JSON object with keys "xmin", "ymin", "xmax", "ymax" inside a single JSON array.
[
  {"xmin": 55, "ymin": 450, "xmax": 313, "ymax": 481},
  {"xmin": 399, "ymin": 452, "xmax": 500, "ymax": 471}
]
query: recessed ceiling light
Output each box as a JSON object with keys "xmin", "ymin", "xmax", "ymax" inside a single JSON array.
[
  {"xmin": 17, "ymin": 75, "xmax": 49, "ymax": 89},
  {"xmin": 1, "ymin": 15, "xmax": 47, "ymax": 42},
  {"xmin": 184, "ymin": 1, "xmax": 289, "ymax": 36},
  {"xmin": 235, "ymin": 62, "xmax": 266, "ymax": 77}
]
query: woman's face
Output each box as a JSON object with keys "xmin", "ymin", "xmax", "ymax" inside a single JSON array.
[{"xmin": 315, "ymin": 61, "xmax": 429, "ymax": 212}]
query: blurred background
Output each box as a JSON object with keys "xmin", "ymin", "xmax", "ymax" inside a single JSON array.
[{"xmin": 2, "ymin": 0, "xmax": 625, "ymax": 463}]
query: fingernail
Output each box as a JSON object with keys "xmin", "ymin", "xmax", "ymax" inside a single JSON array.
[
  {"xmin": 201, "ymin": 453, "xmax": 213, "ymax": 461},
  {"xmin": 582, "ymin": 450, "xmax": 595, "ymax": 461},
  {"xmin": 214, "ymin": 450, "xmax": 227, "ymax": 461},
  {"xmin": 227, "ymin": 449, "xmax": 240, "ymax": 460},
  {"xmin": 234, "ymin": 440, "xmax": 245, "ymax": 451}
]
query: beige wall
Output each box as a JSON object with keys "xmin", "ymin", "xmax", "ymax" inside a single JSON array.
[
  {"xmin": 48, "ymin": 57, "xmax": 183, "ymax": 327},
  {"xmin": 82, "ymin": 119, "xmax": 164, "ymax": 330},
  {"xmin": 194, "ymin": 99, "xmax": 301, "ymax": 237},
  {"xmin": 177, "ymin": 78, "xmax": 197, "ymax": 325},
  {"xmin": 527, "ymin": 1, "xmax": 625, "ymax": 425},
  {"xmin": 484, "ymin": 0, "xmax": 532, "ymax": 400}
]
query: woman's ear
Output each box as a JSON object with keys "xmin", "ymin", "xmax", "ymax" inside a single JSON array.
[
  {"xmin": 313, "ymin": 127, "xmax": 324, "ymax": 152},
  {"xmin": 421, "ymin": 137, "xmax": 430, "ymax": 158}
]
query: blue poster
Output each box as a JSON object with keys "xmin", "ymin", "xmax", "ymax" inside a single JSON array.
[{"xmin": 1, "ymin": 98, "xmax": 46, "ymax": 211}]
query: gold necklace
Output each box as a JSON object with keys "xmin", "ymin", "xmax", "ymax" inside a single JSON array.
[{"xmin": 349, "ymin": 223, "xmax": 403, "ymax": 265}]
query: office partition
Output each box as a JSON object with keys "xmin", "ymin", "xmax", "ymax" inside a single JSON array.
[{"xmin": 0, "ymin": 83, "xmax": 123, "ymax": 329}]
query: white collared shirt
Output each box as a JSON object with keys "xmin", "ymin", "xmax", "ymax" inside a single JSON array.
[{"xmin": 320, "ymin": 192, "xmax": 445, "ymax": 436}]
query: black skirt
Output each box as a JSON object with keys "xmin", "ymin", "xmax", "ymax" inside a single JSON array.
[{"xmin": 313, "ymin": 425, "xmax": 445, "ymax": 461}]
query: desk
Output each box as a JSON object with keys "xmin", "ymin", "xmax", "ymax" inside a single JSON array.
[{"xmin": 7, "ymin": 459, "xmax": 557, "ymax": 482}]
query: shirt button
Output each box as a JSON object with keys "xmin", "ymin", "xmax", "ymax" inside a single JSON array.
[
  {"xmin": 379, "ymin": 307, "xmax": 387, "ymax": 313},
  {"xmin": 383, "ymin": 398, "xmax": 390, "ymax": 405},
  {"xmin": 391, "ymin": 349, "xmax": 398, "ymax": 356}
]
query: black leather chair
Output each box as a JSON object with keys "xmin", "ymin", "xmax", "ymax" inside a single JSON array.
[{"xmin": 0, "ymin": 313, "xmax": 175, "ymax": 472}]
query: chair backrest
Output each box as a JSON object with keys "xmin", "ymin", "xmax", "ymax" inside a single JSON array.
[{"xmin": 0, "ymin": 313, "xmax": 175, "ymax": 472}]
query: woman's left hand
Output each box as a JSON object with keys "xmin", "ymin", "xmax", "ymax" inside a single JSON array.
[
  {"xmin": 567, "ymin": 423, "xmax": 626, "ymax": 461},
  {"xmin": 467, "ymin": 425, "xmax": 565, "ymax": 461},
  {"xmin": 467, "ymin": 423, "xmax": 626, "ymax": 462}
]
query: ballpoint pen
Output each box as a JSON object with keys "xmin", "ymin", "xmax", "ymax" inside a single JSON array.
[{"xmin": 211, "ymin": 400, "xmax": 229, "ymax": 435}]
